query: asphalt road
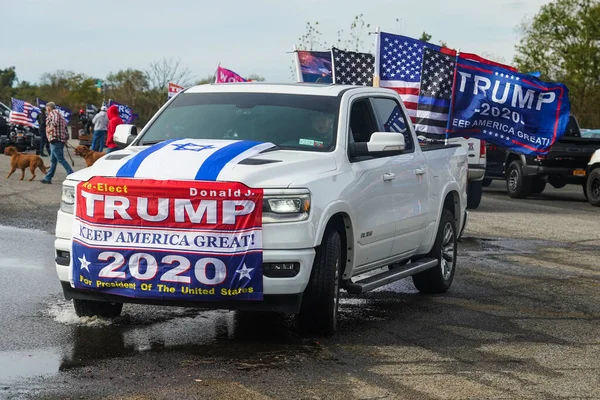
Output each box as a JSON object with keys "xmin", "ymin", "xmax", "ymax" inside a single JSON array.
[{"xmin": 0, "ymin": 152, "xmax": 599, "ymax": 399}]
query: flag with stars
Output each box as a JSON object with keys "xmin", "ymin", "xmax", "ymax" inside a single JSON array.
[
  {"xmin": 414, "ymin": 47, "xmax": 456, "ymax": 135},
  {"xmin": 331, "ymin": 47, "xmax": 375, "ymax": 86},
  {"xmin": 9, "ymin": 98, "xmax": 40, "ymax": 128},
  {"xmin": 377, "ymin": 32, "xmax": 456, "ymax": 122}
]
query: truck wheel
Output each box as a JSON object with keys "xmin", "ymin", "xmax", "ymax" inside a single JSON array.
[
  {"xmin": 297, "ymin": 227, "xmax": 342, "ymax": 336},
  {"xmin": 530, "ymin": 178, "xmax": 546, "ymax": 195},
  {"xmin": 73, "ymin": 299, "xmax": 123, "ymax": 318},
  {"xmin": 467, "ymin": 180, "xmax": 483, "ymax": 209},
  {"xmin": 506, "ymin": 161, "xmax": 531, "ymax": 199},
  {"xmin": 412, "ymin": 209, "xmax": 457, "ymax": 294},
  {"xmin": 586, "ymin": 168, "xmax": 600, "ymax": 206},
  {"xmin": 482, "ymin": 178, "xmax": 492, "ymax": 187}
]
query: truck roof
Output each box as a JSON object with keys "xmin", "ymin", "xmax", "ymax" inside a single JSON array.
[{"xmin": 184, "ymin": 82, "xmax": 391, "ymax": 97}]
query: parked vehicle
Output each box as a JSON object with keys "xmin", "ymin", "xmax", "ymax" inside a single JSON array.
[
  {"xmin": 53, "ymin": 83, "xmax": 468, "ymax": 335},
  {"xmin": 586, "ymin": 149, "xmax": 600, "ymax": 206},
  {"xmin": 0, "ymin": 123, "xmax": 40, "ymax": 153},
  {"xmin": 483, "ymin": 116, "xmax": 600, "ymax": 198}
]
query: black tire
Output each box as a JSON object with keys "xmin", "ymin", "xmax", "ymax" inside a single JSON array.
[
  {"xmin": 297, "ymin": 228, "xmax": 342, "ymax": 336},
  {"xmin": 586, "ymin": 168, "xmax": 600, "ymax": 206},
  {"xmin": 506, "ymin": 160, "xmax": 531, "ymax": 199},
  {"xmin": 530, "ymin": 178, "xmax": 546, "ymax": 195},
  {"xmin": 412, "ymin": 209, "xmax": 457, "ymax": 294},
  {"xmin": 467, "ymin": 180, "xmax": 483, "ymax": 209},
  {"xmin": 73, "ymin": 299, "xmax": 123, "ymax": 318},
  {"xmin": 482, "ymin": 178, "xmax": 493, "ymax": 187}
]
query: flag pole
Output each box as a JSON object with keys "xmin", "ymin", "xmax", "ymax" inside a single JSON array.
[
  {"xmin": 373, "ymin": 26, "xmax": 381, "ymax": 87},
  {"xmin": 213, "ymin": 62, "xmax": 221, "ymax": 84},
  {"xmin": 293, "ymin": 45, "xmax": 303, "ymax": 83},
  {"xmin": 445, "ymin": 48, "xmax": 460, "ymax": 146},
  {"xmin": 330, "ymin": 47, "xmax": 336, "ymax": 84}
]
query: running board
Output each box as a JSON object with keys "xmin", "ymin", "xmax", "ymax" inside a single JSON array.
[{"xmin": 344, "ymin": 258, "xmax": 438, "ymax": 295}]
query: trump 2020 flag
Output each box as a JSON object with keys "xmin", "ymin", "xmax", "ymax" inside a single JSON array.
[
  {"xmin": 331, "ymin": 47, "xmax": 375, "ymax": 86},
  {"xmin": 215, "ymin": 66, "xmax": 247, "ymax": 83},
  {"xmin": 37, "ymin": 98, "xmax": 72, "ymax": 123},
  {"xmin": 108, "ymin": 100, "xmax": 137, "ymax": 124},
  {"xmin": 447, "ymin": 57, "xmax": 571, "ymax": 155}
]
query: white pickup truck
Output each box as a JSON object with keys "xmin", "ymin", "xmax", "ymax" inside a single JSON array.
[{"xmin": 54, "ymin": 83, "xmax": 468, "ymax": 335}]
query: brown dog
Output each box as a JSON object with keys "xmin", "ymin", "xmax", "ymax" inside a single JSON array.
[
  {"xmin": 4, "ymin": 146, "xmax": 49, "ymax": 181},
  {"xmin": 74, "ymin": 145, "xmax": 105, "ymax": 167}
]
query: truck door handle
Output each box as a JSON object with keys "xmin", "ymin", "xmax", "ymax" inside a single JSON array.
[
  {"xmin": 383, "ymin": 173, "xmax": 396, "ymax": 181},
  {"xmin": 414, "ymin": 168, "xmax": 426, "ymax": 176}
]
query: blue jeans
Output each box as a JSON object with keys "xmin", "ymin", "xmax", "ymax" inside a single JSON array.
[
  {"xmin": 91, "ymin": 130, "xmax": 107, "ymax": 152},
  {"xmin": 43, "ymin": 142, "xmax": 74, "ymax": 182}
]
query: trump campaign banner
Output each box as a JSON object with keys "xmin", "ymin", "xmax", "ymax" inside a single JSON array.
[
  {"xmin": 70, "ymin": 177, "xmax": 265, "ymax": 301},
  {"xmin": 37, "ymin": 98, "xmax": 72, "ymax": 123},
  {"xmin": 215, "ymin": 66, "xmax": 247, "ymax": 83},
  {"xmin": 168, "ymin": 82, "xmax": 184, "ymax": 99},
  {"xmin": 447, "ymin": 57, "xmax": 571, "ymax": 154},
  {"xmin": 108, "ymin": 100, "xmax": 138, "ymax": 124}
]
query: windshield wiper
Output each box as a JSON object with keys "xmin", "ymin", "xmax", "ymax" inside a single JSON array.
[{"xmin": 139, "ymin": 139, "xmax": 166, "ymax": 146}]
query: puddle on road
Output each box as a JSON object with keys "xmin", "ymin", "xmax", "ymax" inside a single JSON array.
[{"xmin": 0, "ymin": 348, "xmax": 62, "ymax": 386}]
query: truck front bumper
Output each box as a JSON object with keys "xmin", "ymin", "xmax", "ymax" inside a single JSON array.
[{"xmin": 55, "ymin": 237, "xmax": 315, "ymax": 313}]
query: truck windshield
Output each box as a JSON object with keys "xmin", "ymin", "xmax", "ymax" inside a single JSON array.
[{"xmin": 138, "ymin": 92, "xmax": 340, "ymax": 152}]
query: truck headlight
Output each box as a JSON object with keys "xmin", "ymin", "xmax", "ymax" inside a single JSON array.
[
  {"xmin": 61, "ymin": 185, "xmax": 75, "ymax": 214},
  {"xmin": 263, "ymin": 194, "xmax": 310, "ymax": 223}
]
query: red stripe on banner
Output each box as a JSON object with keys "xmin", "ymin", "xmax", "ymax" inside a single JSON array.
[
  {"xmin": 457, "ymin": 63, "xmax": 493, "ymax": 75},
  {"xmin": 460, "ymin": 52, "xmax": 518, "ymax": 72},
  {"xmin": 510, "ymin": 139, "xmax": 548, "ymax": 153},
  {"xmin": 441, "ymin": 47, "xmax": 457, "ymax": 57},
  {"xmin": 522, "ymin": 79, "xmax": 565, "ymax": 147}
]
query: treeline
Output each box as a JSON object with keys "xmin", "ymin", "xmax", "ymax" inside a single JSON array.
[{"xmin": 0, "ymin": 58, "xmax": 264, "ymax": 126}]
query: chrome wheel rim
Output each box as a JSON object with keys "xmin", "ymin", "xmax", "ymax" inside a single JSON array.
[
  {"xmin": 441, "ymin": 222, "xmax": 455, "ymax": 280},
  {"xmin": 508, "ymin": 168, "xmax": 519, "ymax": 191}
]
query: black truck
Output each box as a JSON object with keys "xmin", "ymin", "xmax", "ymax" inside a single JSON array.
[{"xmin": 483, "ymin": 116, "xmax": 600, "ymax": 199}]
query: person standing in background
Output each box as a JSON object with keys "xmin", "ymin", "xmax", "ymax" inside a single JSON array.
[
  {"xmin": 37, "ymin": 105, "xmax": 50, "ymax": 157},
  {"xmin": 91, "ymin": 105, "xmax": 108, "ymax": 152},
  {"xmin": 41, "ymin": 102, "xmax": 74, "ymax": 184},
  {"xmin": 105, "ymin": 105, "xmax": 123, "ymax": 154}
]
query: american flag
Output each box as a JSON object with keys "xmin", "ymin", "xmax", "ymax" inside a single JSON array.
[
  {"xmin": 9, "ymin": 98, "xmax": 40, "ymax": 128},
  {"xmin": 378, "ymin": 32, "xmax": 456, "ymax": 125},
  {"xmin": 331, "ymin": 47, "xmax": 375, "ymax": 86},
  {"xmin": 414, "ymin": 47, "xmax": 456, "ymax": 135}
]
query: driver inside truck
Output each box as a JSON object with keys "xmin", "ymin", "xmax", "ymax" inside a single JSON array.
[{"xmin": 308, "ymin": 113, "xmax": 334, "ymax": 146}]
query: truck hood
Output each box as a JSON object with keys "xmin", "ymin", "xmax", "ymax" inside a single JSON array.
[{"xmin": 67, "ymin": 140, "xmax": 337, "ymax": 188}]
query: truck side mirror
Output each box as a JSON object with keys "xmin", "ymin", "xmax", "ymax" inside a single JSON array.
[
  {"xmin": 349, "ymin": 132, "xmax": 406, "ymax": 158},
  {"xmin": 114, "ymin": 124, "xmax": 138, "ymax": 149}
]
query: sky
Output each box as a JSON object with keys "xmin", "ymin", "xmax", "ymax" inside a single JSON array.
[{"xmin": 2, "ymin": 0, "xmax": 551, "ymax": 85}]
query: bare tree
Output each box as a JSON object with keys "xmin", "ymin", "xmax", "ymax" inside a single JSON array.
[{"xmin": 145, "ymin": 58, "xmax": 195, "ymax": 109}]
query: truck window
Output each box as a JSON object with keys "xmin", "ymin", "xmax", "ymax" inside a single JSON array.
[
  {"xmin": 370, "ymin": 98, "xmax": 414, "ymax": 152},
  {"xmin": 138, "ymin": 93, "xmax": 340, "ymax": 152},
  {"xmin": 349, "ymin": 99, "xmax": 378, "ymax": 143}
]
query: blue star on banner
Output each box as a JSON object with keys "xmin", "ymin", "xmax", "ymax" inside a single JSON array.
[{"xmin": 171, "ymin": 143, "xmax": 216, "ymax": 152}]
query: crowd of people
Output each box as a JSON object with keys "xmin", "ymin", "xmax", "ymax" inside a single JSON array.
[{"xmin": 36, "ymin": 103, "xmax": 124, "ymax": 184}]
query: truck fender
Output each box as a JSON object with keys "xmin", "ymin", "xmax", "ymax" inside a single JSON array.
[
  {"xmin": 419, "ymin": 181, "xmax": 463, "ymax": 255},
  {"xmin": 312, "ymin": 201, "xmax": 356, "ymax": 277}
]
